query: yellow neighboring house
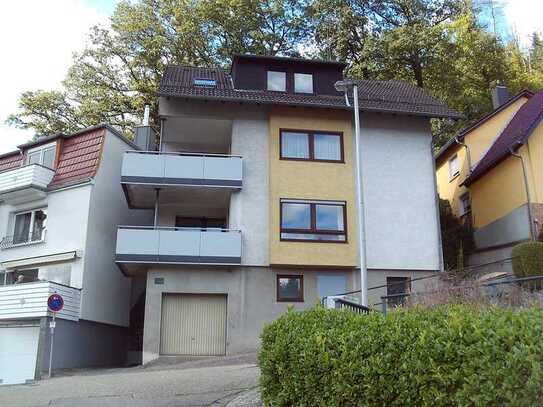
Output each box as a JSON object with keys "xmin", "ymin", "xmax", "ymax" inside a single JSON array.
[{"xmin": 435, "ymin": 87, "xmax": 543, "ymax": 267}]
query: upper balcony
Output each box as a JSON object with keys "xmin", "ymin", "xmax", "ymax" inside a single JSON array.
[
  {"xmin": 115, "ymin": 226, "xmax": 242, "ymax": 274},
  {"xmin": 121, "ymin": 151, "xmax": 243, "ymax": 208},
  {"xmin": 0, "ymin": 164, "xmax": 55, "ymax": 204},
  {"xmin": 0, "ymin": 281, "xmax": 81, "ymax": 321}
]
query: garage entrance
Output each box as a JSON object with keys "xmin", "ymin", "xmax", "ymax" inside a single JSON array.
[
  {"xmin": 160, "ymin": 294, "xmax": 227, "ymax": 356},
  {"xmin": 0, "ymin": 325, "xmax": 40, "ymax": 385}
]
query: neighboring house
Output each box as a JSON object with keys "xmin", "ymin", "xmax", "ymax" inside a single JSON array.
[
  {"xmin": 0, "ymin": 125, "xmax": 150, "ymax": 385},
  {"xmin": 115, "ymin": 54, "xmax": 459, "ymax": 363},
  {"xmin": 435, "ymin": 87, "xmax": 543, "ymax": 272}
]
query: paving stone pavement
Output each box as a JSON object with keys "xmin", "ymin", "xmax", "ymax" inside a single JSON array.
[{"xmin": 0, "ymin": 354, "xmax": 260, "ymax": 407}]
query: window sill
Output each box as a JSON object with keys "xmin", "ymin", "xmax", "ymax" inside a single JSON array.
[{"xmin": 1, "ymin": 239, "xmax": 45, "ymax": 250}]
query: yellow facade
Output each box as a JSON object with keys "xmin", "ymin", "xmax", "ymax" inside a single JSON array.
[
  {"xmin": 435, "ymin": 96, "xmax": 529, "ymax": 218},
  {"xmin": 268, "ymin": 106, "xmax": 358, "ymax": 267}
]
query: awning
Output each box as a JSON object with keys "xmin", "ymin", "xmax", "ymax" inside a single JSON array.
[{"xmin": 1, "ymin": 251, "xmax": 78, "ymax": 269}]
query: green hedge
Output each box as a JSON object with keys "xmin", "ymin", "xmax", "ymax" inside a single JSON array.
[
  {"xmin": 512, "ymin": 241, "xmax": 543, "ymax": 278},
  {"xmin": 259, "ymin": 306, "xmax": 543, "ymax": 406}
]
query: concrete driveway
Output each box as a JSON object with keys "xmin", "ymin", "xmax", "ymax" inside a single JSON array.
[{"xmin": 0, "ymin": 354, "xmax": 260, "ymax": 407}]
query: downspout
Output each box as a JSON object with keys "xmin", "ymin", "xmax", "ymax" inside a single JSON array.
[{"xmin": 510, "ymin": 143, "xmax": 536, "ymax": 240}]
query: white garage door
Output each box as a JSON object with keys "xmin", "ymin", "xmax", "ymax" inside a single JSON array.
[
  {"xmin": 0, "ymin": 326, "xmax": 40, "ymax": 385},
  {"xmin": 160, "ymin": 294, "xmax": 227, "ymax": 356}
]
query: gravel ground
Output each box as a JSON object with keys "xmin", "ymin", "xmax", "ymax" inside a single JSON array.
[{"xmin": 0, "ymin": 354, "xmax": 260, "ymax": 407}]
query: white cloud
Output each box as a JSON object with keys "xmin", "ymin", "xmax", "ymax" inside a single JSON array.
[
  {"xmin": 0, "ymin": 0, "xmax": 110, "ymax": 154},
  {"xmin": 503, "ymin": 0, "xmax": 543, "ymax": 48}
]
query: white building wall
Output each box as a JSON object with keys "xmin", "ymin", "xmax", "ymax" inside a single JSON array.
[
  {"xmin": 229, "ymin": 115, "xmax": 269, "ymax": 266},
  {"xmin": 0, "ymin": 185, "xmax": 92, "ymax": 288},
  {"xmin": 81, "ymin": 130, "xmax": 153, "ymax": 327},
  {"xmin": 359, "ymin": 113, "xmax": 441, "ymax": 271}
]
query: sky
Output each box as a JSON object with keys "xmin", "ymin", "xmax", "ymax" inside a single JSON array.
[{"xmin": 0, "ymin": 0, "xmax": 542, "ymax": 154}]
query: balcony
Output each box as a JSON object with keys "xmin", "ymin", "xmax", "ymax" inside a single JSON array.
[
  {"xmin": 121, "ymin": 151, "xmax": 242, "ymax": 208},
  {"xmin": 0, "ymin": 164, "xmax": 55, "ymax": 204},
  {"xmin": 115, "ymin": 226, "xmax": 242, "ymax": 272},
  {"xmin": 0, "ymin": 281, "xmax": 81, "ymax": 321}
]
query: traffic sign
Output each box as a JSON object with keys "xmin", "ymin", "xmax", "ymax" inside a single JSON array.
[{"xmin": 47, "ymin": 293, "xmax": 64, "ymax": 313}]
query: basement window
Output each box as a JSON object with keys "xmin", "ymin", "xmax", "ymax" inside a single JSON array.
[
  {"xmin": 277, "ymin": 274, "xmax": 304, "ymax": 302},
  {"xmin": 194, "ymin": 78, "xmax": 216, "ymax": 87}
]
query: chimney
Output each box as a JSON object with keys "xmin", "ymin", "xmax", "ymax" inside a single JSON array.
[
  {"xmin": 491, "ymin": 85, "xmax": 511, "ymax": 109},
  {"xmin": 134, "ymin": 105, "xmax": 156, "ymax": 151}
]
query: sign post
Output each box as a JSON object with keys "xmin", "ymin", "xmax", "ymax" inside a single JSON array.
[{"xmin": 47, "ymin": 293, "xmax": 64, "ymax": 379}]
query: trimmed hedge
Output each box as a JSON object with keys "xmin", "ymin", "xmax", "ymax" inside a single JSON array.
[
  {"xmin": 512, "ymin": 241, "xmax": 543, "ymax": 278},
  {"xmin": 259, "ymin": 306, "xmax": 543, "ymax": 406}
]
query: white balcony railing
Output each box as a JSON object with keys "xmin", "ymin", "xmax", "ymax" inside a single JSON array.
[
  {"xmin": 121, "ymin": 151, "xmax": 242, "ymax": 188},
  {"xmin": 0, "ymin": 281, "xmax": 81, "ymax": 321},
  {"xmin": 0, "ymin": 164, "xmax": 55, "ymax": 204},
  {"xmin": 115, "ymin": 226, "xmax": 242, "ymax": 265}
]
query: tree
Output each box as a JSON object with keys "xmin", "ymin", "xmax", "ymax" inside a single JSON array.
[
  {"xmin": 7, "ymin": 0, "xmax": 311, "ymax": 136},
  {"xmin": 439, "ymin": 198, "xmax": 474, "ymax": 272}
]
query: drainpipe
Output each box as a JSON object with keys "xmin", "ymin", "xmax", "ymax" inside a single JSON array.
[
  {"xmin": 158, "ymin": 118, "xmax": 165, "ymax": 153},
  {"xmin": 510, "ymin": 144, "xmax": 536, "ymax": 240},
  {"xmin": 455, "ymin": 136, "xmax": 472, "ymax": 173},
  {"xmin": 154, "ymin": 188, "xmax": 160, "ymax": 229}
]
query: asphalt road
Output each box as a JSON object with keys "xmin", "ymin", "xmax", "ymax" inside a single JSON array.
[{"xmin": 0, "ymin": 354, "xmax": 260, "ymax": 407}]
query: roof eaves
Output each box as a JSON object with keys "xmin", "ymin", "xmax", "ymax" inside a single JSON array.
[
  {"xmin": 435, "ymin": 89, "xmax": 535, "ymax": 161},
  {"xmin": 232, "ymin": 53, "xmax": 348, "ymax": 68}
]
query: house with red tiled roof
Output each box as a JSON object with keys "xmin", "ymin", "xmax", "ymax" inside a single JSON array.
[
  {"xmin": 0, "ymin": 124, "xmax": 151, "ymax": 385},
  {"xmin": 435, "ymin": 87, "xmax": 543, "ymax": 273}
]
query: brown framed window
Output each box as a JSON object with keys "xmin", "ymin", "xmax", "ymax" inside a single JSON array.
[
  {"xmin": 280, "ymin": 199, "xmax": 347, "ymax": 242},
  {"xmin": 277, "ymin": 274, "xmax": 304, "ymax": 302},
  {"xmin": 280, "ymin": 130, "xmax": 344, "ymax": 162},
  {"xmin": 267, "ymin": 71, "xmax": 286, "ymax": 92}
]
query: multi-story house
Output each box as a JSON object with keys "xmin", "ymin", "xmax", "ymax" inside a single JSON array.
[
  {"xmin": 115, "ymin": 54, "xmax": 459, "ymax": 362},
  {"xmin": 0, "ymin": 125, "xmax": 150, "ymax": 385},
  {"xmin": 435, "ymin": 87, "xmax": 543, "ymax": 273}
]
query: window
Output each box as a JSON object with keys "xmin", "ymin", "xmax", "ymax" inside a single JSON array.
[
  {"xmin": 448, "ymin": 154, "xmax": 460, "ymax": 180},
  {"xmin": 194, "ymin": 78, "xmax": 216, "ymax": 87},
  {"xmin": 277, "ymin": 274, "xmax": 303, "ymax": 302},
  {"xmin": 175, "ymin": 216, "xmax": 226, "ymax": 229},
  {"xmin": 280, "ymin": 199, "xmax": 346, "ymax": 242},
  {"xmin": 317, "ymin": 275, "xmax": 347, "ymax": 299},
  {"xmin": 267, "ymin": 71, "xmax": 286, "ymax": 92},
  {"xmin": 459, "ymin": 193, "xmax": 471, "ymax": 216},
  {"xmin": 294, "ymin": 73, "xmax": 313, "ymax": 93},
  {"xmin": 27, "ymin": 143, "xmax": 56, "ymax": 169},
  {"xmin": 280, "ymin": 130, "xmax": 343, "ymax": 162},
  {"xmin": 11, "ymin": 209, "xmax": 47, "ymax": 245},
  {"xmin": 6, "ymin": 264, "xmax": 71, "ymax": 286},
  {"xmin": 386, "ymin": 277, "xmax": 410, "ymax": 307}
]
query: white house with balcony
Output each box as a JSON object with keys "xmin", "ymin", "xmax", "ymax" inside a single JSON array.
[{"xmin": 0, "ymin": 124, "xmax": 150, "ymax": 385}]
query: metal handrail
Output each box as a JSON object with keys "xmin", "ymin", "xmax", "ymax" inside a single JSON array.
[
  {"xmin": 334, "ymin": 298, "xmax": 372, "ymax": 314},
  {"xmin": 117, "ymin": 225, "xmax": 241, "ymax": 233},
  {"xmin": 125, "ymin": 150, "xmax": 242, "ymax": 159},
  {"xmin": 0, "ymin": 229, "xmax": 46, "ymax": 249}
]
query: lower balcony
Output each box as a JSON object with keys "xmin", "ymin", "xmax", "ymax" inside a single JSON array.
[
  {"xmin": 0, "ymin": 164, "xmax": 55, "ymax": 204},
  {"xmin": 115, "ymin": 226, "xmax": 242, "ymax": 273},
  {"xmin": 0, "ymin": 281, "xmax": 81, "ymax": 321}
]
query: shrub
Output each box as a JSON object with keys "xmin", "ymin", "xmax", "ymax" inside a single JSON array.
[
  {"xmin": 259, "ymin": 306, "xmax": 543, "ymax": 406},
  {"xmin": 512, "ymin": 241, "xmax": 543, "ymax": 278}
]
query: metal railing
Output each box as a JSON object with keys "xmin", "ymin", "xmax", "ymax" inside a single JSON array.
[
  {"xmin": 126, "ymin": 150, "xmax": 242, "ymax": 158},
  {"xmin": 0, "ymin": 229, "xmax": 45, "ymax": 249},
  {"xmin": 333, "ymin": 298, "xmax": 372, "ymax": 314},
  {"xmin": 117, "ymin": 225, "xmax": 240, "ymax": 233}
]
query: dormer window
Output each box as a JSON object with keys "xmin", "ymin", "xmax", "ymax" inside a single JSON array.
[
  {"xmin": 294, "ymin": 73, "xmax": 313, "ymax": 94},
  {"xmin": 194, "ymin": 78, "xmax": 216, "ymax": 87},
  {"xmin": 27, "ymin": 142, "xmax": 56, "ymax": 169},
  {"xmin": 267, "ymin": 71, "xmax": 286, "ymax": 92}
]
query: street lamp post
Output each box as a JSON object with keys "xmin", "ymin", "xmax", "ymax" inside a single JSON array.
[{"xmin": 335, "ymin": 80, "xmax": 368, "ymax": 307}]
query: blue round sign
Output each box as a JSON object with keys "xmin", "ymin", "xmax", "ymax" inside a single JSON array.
[{"xmin": 47, "ymin": 294, "xmax": 64, "ymax": 313}]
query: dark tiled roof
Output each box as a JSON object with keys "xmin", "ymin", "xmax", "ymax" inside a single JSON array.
[
  {"xmin": 49, "ymin": 127, "xmax": 105, "ymax": 187},
  {"xmin": 0, "ymin": 124, "xmax": 125, "ymax": 189},
  {"xmin": 435, "ymin": 89, "xmax": 534, "ymax": 161},
  {"xmin": 0, "ymin": 151, "xmax": 23, "ymax": 172},
  {"xmin": 463, "ymin": 90, "xmax": 543, "ymax": 186},
  {"xmin": 158, "ymin": 65, "xmax": 461, "ymax": 119}
]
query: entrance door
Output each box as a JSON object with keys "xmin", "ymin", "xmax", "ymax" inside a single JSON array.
[
  {"xmin": 0, "ymin": 326, "xmax": 40, "ymax": 385},
  {"xmin": 160, "ymin": 294, "xmax": 227, "ymax": 356}
]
